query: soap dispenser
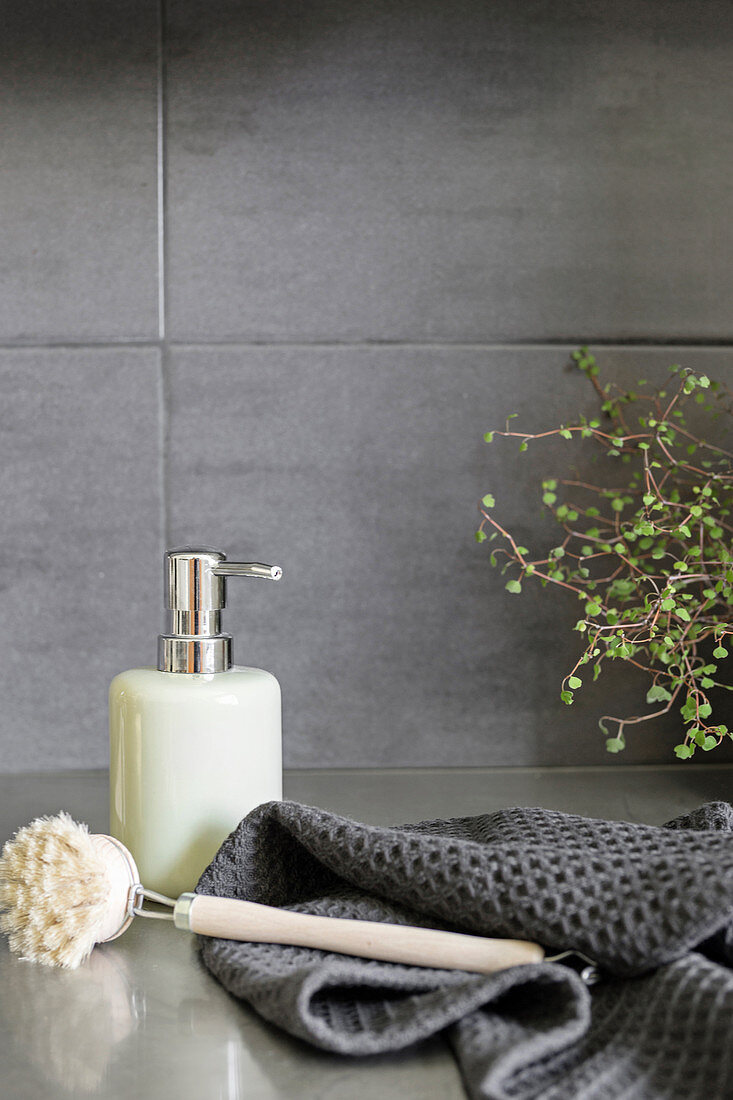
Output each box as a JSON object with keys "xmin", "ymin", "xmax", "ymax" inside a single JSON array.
[{"xmin": 109, "ymin": 548, "xmax": 283, "ymax": 897}]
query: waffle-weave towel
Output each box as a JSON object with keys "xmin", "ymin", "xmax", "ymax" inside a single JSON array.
[{"xmin": 197, "ymin": 800, "xmax": 733, "ymax": 1099}]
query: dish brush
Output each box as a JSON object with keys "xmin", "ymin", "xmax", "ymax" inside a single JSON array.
[{"xmin": 0, "ymin": 811, "xmax": 548, "ymax": 973}]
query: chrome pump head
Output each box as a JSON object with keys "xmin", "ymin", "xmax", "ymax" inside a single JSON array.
[{"xmin": 157, "ymin": 548, "xmax": 282, "ymax": 674}]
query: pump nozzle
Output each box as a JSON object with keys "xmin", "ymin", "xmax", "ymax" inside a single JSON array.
[{"xmin": 213, "ymin": 562, "xmax": 282, "ymax": 581}]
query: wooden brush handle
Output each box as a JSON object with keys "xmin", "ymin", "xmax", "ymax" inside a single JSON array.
[{"xmin": 181, "ymin": 894, "xmax": 545, "ymax": 974}]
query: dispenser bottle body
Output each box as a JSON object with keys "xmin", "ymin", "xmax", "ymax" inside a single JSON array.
[{"xmin": 110, "ymin": 666, "xmax": 282, "ymax": 897}]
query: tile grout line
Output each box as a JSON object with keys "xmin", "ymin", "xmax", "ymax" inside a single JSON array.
[
  {"xmin": 156, "ymin": 0, "xmax": 170, "ymax": 550},
  {"xmin": 156, "ymin": 0, "xmax": 167, "ymax": 343},
  {"xmin": 2, "ymin": 340, "xmax": 733, "ymax": 351},
  {"xmin": 156, "ymin": 353, "xmax": 167, "ymax": 554},
  {"xmin": 141, "ymin": 338, "xmax": 733, "ymax": 349},
  {"xmin": 159, "ymin": 339, "xmax": 733, "ymax": 351},
  {"xmin": 158, "ymin": 349, "xmax": 172, "ymax": 548}
]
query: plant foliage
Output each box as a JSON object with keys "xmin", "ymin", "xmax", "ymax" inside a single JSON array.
[{"xmin": 477, "ymin": 352, "xmax": 733, "ymax": 758}]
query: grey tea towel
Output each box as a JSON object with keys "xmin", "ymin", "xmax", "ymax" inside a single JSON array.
[{"xmin": 197, "ymin": 800, "xmax": 733, "ymax": 1099}]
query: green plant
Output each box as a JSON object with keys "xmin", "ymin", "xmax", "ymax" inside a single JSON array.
[{"xmin": 477, "ymin": 352, "xmax": 733, "ymax": 758}]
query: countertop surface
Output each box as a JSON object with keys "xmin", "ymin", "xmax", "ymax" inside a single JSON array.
[{"xmin": 2, "ymin": 765, "xmax": 732, "ymax": 1100}]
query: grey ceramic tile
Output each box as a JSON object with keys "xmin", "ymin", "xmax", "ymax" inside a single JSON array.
[
  {"xmin": 0, "ymin": 349, "xmax": 162, "ymax": 772},
  {"xmin": 0, "ymin": 1, "xmax": 158, "ymax": 340},
  {"xmin": 166, "ymin": 0, "xmax": 733, "ymax": 342},
  {"xmin": 167, "ymin": 345, "xmax": 733, "ymax": 768}
]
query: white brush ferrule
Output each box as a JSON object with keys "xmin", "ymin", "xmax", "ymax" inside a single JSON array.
[{"xmin": 91, "ymin": 835, "xmax": 141, "ymax": 943}]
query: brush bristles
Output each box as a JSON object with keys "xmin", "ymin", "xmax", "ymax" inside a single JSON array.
[{"xmin": 0, "ymin": 812, "xmax": 110, "ymax": 969}]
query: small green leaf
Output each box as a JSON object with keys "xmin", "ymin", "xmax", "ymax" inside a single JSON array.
[
  {"xmin": 483, "ymin": 431, "xmax": 494, "ymax": 443},
  {"xmin": 714, "ymin": 646, "xmax": 729, "ymax": 659},
  {"xmin": 482, "ymin": 494, "xmax": 495, "ymax": 508},
  {"xmin": 676, "ymin": 608, "xmax": 691, "ymax": 622},
  {"xmin": 702, "ymin": 736, "xmax": 717, "ymax": 751},
  {"xmin": 585, "ymin": 601, "xmax": 602, "ymax": 615},
  {"xmin": 559, "ymin": 428, "xmax": 572, "ymax": 440},
  {"xmin": 560, "ymin": 690, "xmax": 574, "ymax": 705},
  {"xmin": 568, "ymin": 676, "xmax": 582, "ymax": 689},
  {"xmin": 605, "ymin": 738, "xmax": 625, "ymax": 754},
  {"xmin": 505, "ymin": 579, "xmax": 522, "ymax": 594},
  {"xmin": 661, "ymin": 598, "xmax": 676, "ymax": 611},
  {"xmin": 674, "ymin": 744, "xmax": 694, "ymax": 759},
  {"xmin": 542, "ymin": 492, "xmax": 557, "ymax": 505}
]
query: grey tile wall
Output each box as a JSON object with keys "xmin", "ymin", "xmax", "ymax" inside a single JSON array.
[
  {"xmin": 167, "ymin": 347, "xmax": 733, "ymax": 767},
  {"xmin": 0, "ymin": 349, "xmax": 162, "ymax": 772},
  {"xmin": 165, "ymin": 0, "xmax": 733, "ymax": 342},
  {"xmin": 0, "ymin": 1, "xmax": 159, "ymax": 341},
  {"xmin": 2, "ymin": 1, "xmax": 733, "ymax": 771}
]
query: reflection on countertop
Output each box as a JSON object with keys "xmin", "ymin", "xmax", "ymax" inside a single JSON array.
[
  {"xmin": 0, "ymin": 916, "xmax": 458, "ymax": 1100},
  {"xmin": 1, "ymin": 949, "xmax": 139, "ymax": 1094}
]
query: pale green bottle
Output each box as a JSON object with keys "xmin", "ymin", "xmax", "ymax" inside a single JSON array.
[{"xmin": 110, "ymin": 548, "xmax": 282, "ymax": 898}]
